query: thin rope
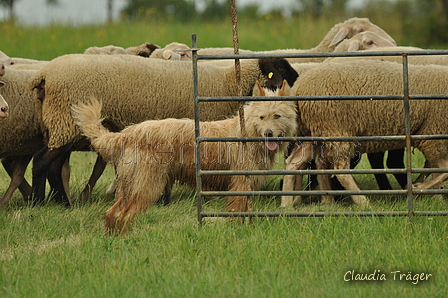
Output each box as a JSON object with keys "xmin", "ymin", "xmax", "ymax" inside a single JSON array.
[{"xmin": 230, "ymin": 0, "xmax": 246, "ymax": 137}]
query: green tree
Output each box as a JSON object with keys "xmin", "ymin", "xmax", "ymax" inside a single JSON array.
[
  {"xmin": 0, "ymin": 0, "xmax": 58, "ymax": 22},
  {"xmin": 199, "ymin": 0, "xmax": 230, "ymax": 21},
  {"xmin": 293, "ymin": 0, "xmax": 348, "ymax": 19},
  {"xmin": 121, "ymin": 0, "xmax": 197, "ymax": 22}
]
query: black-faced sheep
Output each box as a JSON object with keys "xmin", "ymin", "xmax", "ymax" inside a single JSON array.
[
  {"xmin": 30, "ymin": 54, "xmax": 297, "ymax": 206},
  {"xmin": 266, "ymin": 58, "xmax": 448, "ymax": 208}
]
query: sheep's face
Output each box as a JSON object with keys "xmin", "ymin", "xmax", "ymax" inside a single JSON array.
[
  {"xmin": 343, "ymin": 31, "xmax": 397, "ymax": 52},
  {"xmin": 245, "ymin": 81, "xmax": 297, "ymax": 151},
  {"xmin": 0, "ymin": 86, "xmax": 9, "ymax": 119},
  {"xmin": 329, "ymin": 17, "xmax": 397, "ymax": 48}
]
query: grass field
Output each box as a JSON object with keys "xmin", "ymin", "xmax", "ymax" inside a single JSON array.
[{"xmin": 0, "ymin": 17, "xmax": 447, "ymax": 297}]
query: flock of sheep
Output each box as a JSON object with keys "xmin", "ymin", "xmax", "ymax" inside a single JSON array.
[{"xmin": 1, "ymin": 17, "xmax": 447, "ymax": 232}]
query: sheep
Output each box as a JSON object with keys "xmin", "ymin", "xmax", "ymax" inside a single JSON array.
[
  {"xmin": 30, "ymin": 54, "xmax": 297, "ymax": 206},
  {"xmin": 0, "ymin": 42, "xmax": 166, "ymax": 207},
  {"xmin": 263, "ymin": 58, "xmax": 448, "ymax": 208},
  {"xmin": 0, "ymin": 51, "xmax": 14, "ymax": 66},
  {"xmin": 282, "ymin": 58, "xmax": 406, "ymax": 195},
  {"xmin": 83, "ymin": 45, "xmax": 128, "ymax": 55},
  {"xmin": 327, "ymin": 46, "xmax": 448, "ymax": 66},
  {"xmin": 288, "ymin": 61, "xmax": 407, "ymax": 190},
  {"xmin": 331, "ymin": 31, "xmax": 397, "ymax": 52},
  {"xmin": 0, "ymin": 66, "xmax": 44, "ymax": 208},
  {"xmin": 261, "ymin": 17, "xmax": 395, "ymax": 63},
  {"xmin": 84, "ymin": 42, "xmax": 160, "ymax": 58},
  {"xmin": 124, "ymin": 42, "xmax": 160, "ymax": 58},
  {"xmin": 157, "ymin": 18, "xmax": 395, "ymax": 64},
  {"xmin": 165, "ymin": 18, "xmax": 395, "ymax": 64},
  {"xmin": 148, "ymin": 42, "xmax": 192, "ymax": 61},
  {"xmin": 0, "ymin": 68, "xmax": 9, "ymax": 119}
]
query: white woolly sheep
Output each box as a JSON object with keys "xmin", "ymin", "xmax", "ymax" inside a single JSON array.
[
  {"xmin": 0, "ymin": 66, "xmax": 44, "ymax": 208},
  {"xmin": 84, "ymin": 42, "xmax": 160, "ymax": 58},
  {"xmin": 327, "ymin": 46, "xmax": 448, "ymax": 66},
  {"xmin": 83, "ymin": 45, "xmax": 128, "ymax": 55},
  {"xmin": 157, "ymin": 18, "xmax": 395, "ymax": 64},
  {"xmin": 30, "ymin": 54, "xmax": 297, "ymax": 205},
  {"xmin": 0, "ymin": 51, "xmax": 13, "ymax": 66},
  {"xmin": 332, "ymin": 31, "xmax": 397, "ymax": 52},
  {"xmin": 265, "ymin": 59, "xmax": 448, "ymax": 208},
  {"xmin": 148, "ymin": 42, "xmax": 192, "ymax": 61},
  {"xmin": 288, "ymin": 55, "xmax": 407, "ymax": 195}
]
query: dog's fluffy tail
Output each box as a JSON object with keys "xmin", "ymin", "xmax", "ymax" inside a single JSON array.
[{"xmin": 71, "ymin": 98, "xmax": 115, "ymax": 161}]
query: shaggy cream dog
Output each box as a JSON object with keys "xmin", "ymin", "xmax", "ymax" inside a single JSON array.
[{"xmin": 72, "ymin": 80, "xmax": 297, "ymax": 234}]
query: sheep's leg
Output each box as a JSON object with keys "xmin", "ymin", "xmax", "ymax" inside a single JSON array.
[
  {"xmin": 158, "ymin": 181, "xmax": 172, "ymax": 206},
  {"xmin": 368, "ymin": 151, "xmax": 393, "ymax": 190},
  {"xmin": 413, "ymin": 159, "xmax": 431, "ymax": 184},
  {"xmin": 78, "ymin": 154, "xmax": 107, "ymax": 203},
  {"xmin": 48, "ymin": 150, "xmax": 73, "ymax": 207},
  {"xmin": 333, "ymin": 158, "xmax": 369, "ymax": 209},
  {"xmin": 386, "ymin": 148, "xmax": 407, "ymax": 189},
  {"xmin": 61, "ymin": 156, "xmax": 71, "ymax": 204},
  {"xmin": 105, "ymin": 176, "xmax": 117, "ymax": 195},
  {"xmin": 32, "ymin": 145, "xmax": 71, "ymax": 206},
  {"xmin": 0, "ymin": 155, "xmax": 33, "ymax": 209},
  {"xmin": 281, "ymin": 142, "xmax": 313, "ymax": 208},
  {"xmin": 413, "ymin": 158, "xmax": 448, "ymax": 190},
  {"xmin": 315, "ymin": 157, "xmax": 333, "ymax": 205}
]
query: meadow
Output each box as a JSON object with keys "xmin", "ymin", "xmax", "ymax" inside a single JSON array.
[{"xmin": 0, "ymin": 16, "xmax": 447, "ymax": 297}]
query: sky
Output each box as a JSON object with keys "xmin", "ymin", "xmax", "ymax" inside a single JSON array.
[{"xmin": 1, "ymin": 0, "xmax": 364, "ymax": 26}]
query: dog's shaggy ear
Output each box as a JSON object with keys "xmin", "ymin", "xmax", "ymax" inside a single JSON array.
[
  {"xmin": 278, "ymin": 79, "xmax": 291, "ymax": 97},
  {"xmin": 252, "ymin": 81, "xmax": 266, "ymax": 96}
]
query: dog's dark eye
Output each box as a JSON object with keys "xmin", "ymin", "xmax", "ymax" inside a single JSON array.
[
  {"xmin": 260, "ymin": 116, "xmax": 265, "ymax": 120},
  {"xmin": 274, "ymin": 114, "xmax": 281, "ymax": 119}
]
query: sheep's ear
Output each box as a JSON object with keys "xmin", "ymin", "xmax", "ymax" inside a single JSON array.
[
  {"xmin": 258, "ymin": 58, "xmax": 284, "ymax": 89},
  {"xmin": 278, "ymin": 80, "xmax": 291, "ymax": 96},
  {"xmin": 252, "ymin": 81, "xmax": 265, "ymax": 96},
  {"xmin": 0, "ymin": 81, "xmax": 5, "ymax": 88},
  {"xmin": 329, "ymin": 26, "xmax": 350, "ymax": 47},
  {"xmin": 347, "ymin": 39, "xmax": 361, "ymax": 52}
]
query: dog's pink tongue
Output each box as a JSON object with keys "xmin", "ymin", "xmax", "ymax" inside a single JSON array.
[{"xmin": 265, "ymin": 142, "xmax": 277, "ymax": 151}]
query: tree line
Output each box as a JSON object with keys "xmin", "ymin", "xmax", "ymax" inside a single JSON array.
[{"xmin": 2, "ymin": 0, "xmax": 448, "ymax": 46}]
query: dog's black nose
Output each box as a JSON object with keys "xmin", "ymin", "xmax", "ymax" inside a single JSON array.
[{"xmin": 264, "ymin": 130, "xmax": 273, "ymax": 138}]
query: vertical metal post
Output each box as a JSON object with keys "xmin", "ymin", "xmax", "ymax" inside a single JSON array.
[
  {"xmin": 192, "ymin": 34, "xmax": 203, "ymax": 226},
  {"xmin": 402, "ymin": 55, "xmax": 414, "ymax": 218}
]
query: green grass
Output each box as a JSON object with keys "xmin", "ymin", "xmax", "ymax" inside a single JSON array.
[
  {"xmin": 1, "ymin": 151, "xmax": 447, "ymax": 297},
  {"xmin": 0, "ymin": 18, "xmax": 447, "ymax": 297}
]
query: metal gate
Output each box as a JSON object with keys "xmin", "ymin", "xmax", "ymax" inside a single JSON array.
[{"xmin": 191, "ymin": 34, "xmax": 448, "ymax": 224}]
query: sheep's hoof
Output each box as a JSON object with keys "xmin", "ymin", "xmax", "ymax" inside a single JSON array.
[
  {"xmin": 352, "ymin": 195, "xmax": 369, "ymax": 210},
  {"xmin": 280, "ymin": 196, "xmax": 294, "ymax": 209},
  {"xmin": 321, "ymin": 195, "xmax": 334, "ymax": 205}
]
